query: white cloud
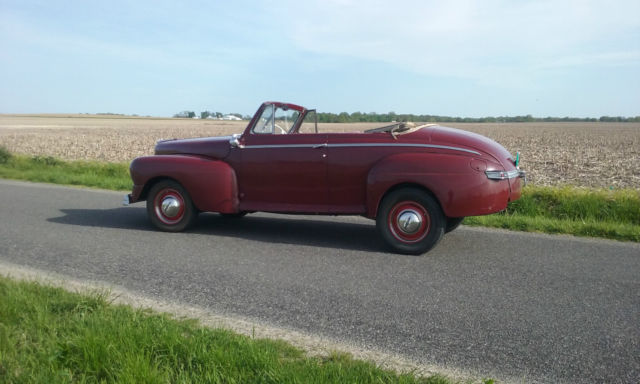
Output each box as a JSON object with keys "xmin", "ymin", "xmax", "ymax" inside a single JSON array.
[
  {"xmin": 268, "ymin": 0, "xmax": 640, "ymax": 85},
  {"xmin": 0, "ymin": 9, "xmax": 261, "ymax": 75}
]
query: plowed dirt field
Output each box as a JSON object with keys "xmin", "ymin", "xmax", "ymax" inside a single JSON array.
[{"xmin": 1, "ymin": 115, "xmax": 638, "ymax": 188}]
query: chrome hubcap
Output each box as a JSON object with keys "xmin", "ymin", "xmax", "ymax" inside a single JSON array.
[
  {"xmin": 397, "ymin": 210, "xmax": 422, "ymax": 234},
  {"xmin": 161, "ymin": 196, "xmax": 182, "ymax": 218}
]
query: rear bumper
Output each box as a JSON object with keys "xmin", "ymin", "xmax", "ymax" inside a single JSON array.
[
  {"xmin": 485, "ymin": 169, "xmax": 526, "ymax": 185},
  {"xmin": 486, "ymin": 168, "xmax": 526, "ymax": 203},
  {"xmin": 508, "ymin": 172, "xmax": 525, "ymax": 202}
]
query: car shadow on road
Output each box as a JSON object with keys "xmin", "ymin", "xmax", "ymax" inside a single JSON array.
[
  {"xmin": 48, "ymin": 207, "xmax": 151, "ymax": 230},
  {"xmin": 48, "ymin": 207, "xmax": 385, "ymax": 253}
]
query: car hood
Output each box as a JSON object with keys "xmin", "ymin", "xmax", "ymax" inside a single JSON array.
[{"xmin": 154, "ymin": 136, "xmax": 232, "ymax": 159}]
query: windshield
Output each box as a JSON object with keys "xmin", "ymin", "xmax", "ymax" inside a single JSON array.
[{"xmin": 252, "ymin": 104, "xmax": 301, "ymax": 134}]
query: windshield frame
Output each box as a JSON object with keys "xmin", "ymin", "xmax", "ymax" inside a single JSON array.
[{"xmin": 246, "ymin": 102, "xmax": 306, "ymax": 135}]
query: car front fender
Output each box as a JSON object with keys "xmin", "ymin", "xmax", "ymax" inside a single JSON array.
[{"xmin": 129, "ymin": 155, "xmax": 239, "ymax": 213}]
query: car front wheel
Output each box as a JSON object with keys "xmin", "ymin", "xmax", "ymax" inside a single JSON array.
[
  {"xmin": 377, "ymin": 188, "xmax": 445, "ymax": 255},
  {"xmin": 147, "ymin": 180, "xmax": 197, "ymax": 232}
]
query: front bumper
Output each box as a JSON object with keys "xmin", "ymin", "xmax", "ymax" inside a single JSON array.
[{"xmin": 123, "ymin": 184, "xmax": 145, "ymax": 206}]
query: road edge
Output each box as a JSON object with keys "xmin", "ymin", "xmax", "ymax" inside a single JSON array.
[{"xmin": 0, "ymin": 260, "xmax": 482, "ymax": 383}]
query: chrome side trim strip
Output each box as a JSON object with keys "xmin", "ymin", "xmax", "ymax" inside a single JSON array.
[
  {"xmin": 244, "ymin": 144, "xmax": 318, "ymax": 149},
  {"xmin": 243, "ymin": 143, "xmax": 480, "ymax": 155},
  {"xmin": 328, "ymin": 143, "xmax": 480, "ymax": 155}
]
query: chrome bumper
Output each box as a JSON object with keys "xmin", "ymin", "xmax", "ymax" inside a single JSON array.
[
  {"xmin": 519, "ymin": 170, "xmax": 527, "ymax": 186},
  {"xmin": 486, "ymin": 169, "xmax": 527, "ymax": 186}
]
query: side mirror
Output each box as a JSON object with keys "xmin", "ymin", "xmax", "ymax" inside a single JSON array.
[{"xmin": 229, "ymin": 133, "xmax": 243, "ymax": 148}]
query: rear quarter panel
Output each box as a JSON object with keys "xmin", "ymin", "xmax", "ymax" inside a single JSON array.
[{"xmin": 366, "ymin": 153, "xmax": 511, "ymax": 218}]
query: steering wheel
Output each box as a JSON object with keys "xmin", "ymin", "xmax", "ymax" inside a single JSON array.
[{"xmin": 274, "ymin": 123, "xmax": 287, "ymax": 135}]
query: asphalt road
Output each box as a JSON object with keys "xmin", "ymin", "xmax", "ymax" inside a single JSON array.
[{"xmin": 1, "ymin": 179, "xmax": 638, "ymax": 383}]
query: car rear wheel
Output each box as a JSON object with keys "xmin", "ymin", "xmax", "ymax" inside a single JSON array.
[
  {"xmin": 445, "ymin": 217, "xmax": 464, "ymax": 233},
  {"xmin": 377, "ymin": 188, "xmax": 445, "ymax": 255},
  {"xmin": 147, "ymin": 180, "xmax": 197, "ymax": 232}
]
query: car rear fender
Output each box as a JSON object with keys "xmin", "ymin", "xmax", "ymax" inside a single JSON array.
[
  {"xmin": 129, "ymin": 155, "xmax": 239, "ymax": 213},
  {"xmin": 366, "ymin": 153, "xmax": 510, "ymax": 218}
]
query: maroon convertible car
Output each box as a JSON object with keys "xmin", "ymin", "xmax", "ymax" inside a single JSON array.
[{"xmin": 125, "ymin": 101, "xmax": 525, "ymax": 255}]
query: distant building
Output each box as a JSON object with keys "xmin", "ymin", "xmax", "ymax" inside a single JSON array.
[{"xmin": 222, "ymin": 115, "xmax": 242, "ymax": 121}]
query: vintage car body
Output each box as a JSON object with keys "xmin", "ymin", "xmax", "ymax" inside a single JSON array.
[{"xmin": 126, "ymin": 101, "xmax": 525, "ymax": 254}]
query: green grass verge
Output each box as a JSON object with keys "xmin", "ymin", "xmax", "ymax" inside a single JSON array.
[
  {"xmin": 0, "ymin": 275, "xmax": 455, "ymax": 384},
  {"xmin": 0, "ymin": 148, "xmax": 638, "ymax": 242},
  {"xmin": 0, "ymin": 150, "xmax": 131, "ymax": 191},
  {"xmin": 464, "ymin": 186, "xmax": 640, "ymax": 242}
]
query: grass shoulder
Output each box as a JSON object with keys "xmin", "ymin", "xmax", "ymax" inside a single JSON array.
[
  {"xmin": 0, "ymin": 149, "xmax": 131, "ymax": 191},
  {"xmin": 464, "ymin": 186, "xmax": 640, "ymax": 242},
  {"xmin": 0, "ymin": 148, "xmax": 638, "ymax": 242},
  {"xmin": 0, "ymin": 275, "xmax": 459, "ymax": 384}
]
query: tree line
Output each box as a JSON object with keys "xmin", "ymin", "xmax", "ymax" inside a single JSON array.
[
  {"xmin": 173, "ymin": 110, "xmax": 640, "ymax": 123},
  {"xmin": 173, "ymin": 111, "xmax": 249, "ymax": 119},
  {"xmin": 316, "ymin": 112, "xmax": 640, "ymax": 123}
]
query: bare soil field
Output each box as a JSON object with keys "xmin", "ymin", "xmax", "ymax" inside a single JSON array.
[{"xmin": 1, "ymin": 114, "xmax": 639, "ymax": 189}]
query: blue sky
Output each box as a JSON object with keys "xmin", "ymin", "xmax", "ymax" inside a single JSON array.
[{"xmin": 1, "ymin": 0, "xmax": 639, "ymax": 117}]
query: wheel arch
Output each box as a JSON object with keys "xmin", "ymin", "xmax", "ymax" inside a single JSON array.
[
  {"xmin": 376, "ymin": 182, "xmax": 444, "ymax": 218},
  {"xmin": 139, "ymin": 176, "xmax": 175, "ymax": 202}
]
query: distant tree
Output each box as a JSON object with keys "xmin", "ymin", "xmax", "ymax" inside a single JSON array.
[
  {"xmin": 337, "ymin": 112, "xmax": 349, "ymax": 123},
  {"xmin": 201, "ymin": 111, "xmax": 212, "ymax": 119},
  {"xmin": 173, "ymin": 111, "xmax": 196, "ymax": 118},
  {"xmin": 599, "ymin": 116, "xmax": 630, "ymax": 122},
  {"xmin": 388, "ymin": 111, "xmax": 397, "ymax": 121}
]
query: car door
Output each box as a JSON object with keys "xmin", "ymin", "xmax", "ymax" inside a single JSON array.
[
  {"xmin": 235, "ymin": 105, "xmax": 329, "ymax": 213},
  {"xmin": 326, "ymin": 132, "xmax": 399, "ymax": 214}
]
